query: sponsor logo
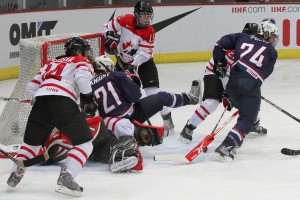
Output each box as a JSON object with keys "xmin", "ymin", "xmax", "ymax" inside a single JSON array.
[
  {"xmin": 231, "ymin": 6, "xmax": 266, "ymax": 14},
  {"xmin": 9, "ymin": 20, "xmax": 58, "ymax": 60},
  {"xmin": 9, "ymin": 20, "xmax": 58, "ymax": 46}
]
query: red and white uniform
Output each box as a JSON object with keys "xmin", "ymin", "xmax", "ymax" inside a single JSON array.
[
  {"xmin": 27, "ymin": 55, "xmax": 94, "ymax": 101},
  {"xmin": 101, "ymin": 14, "xmax": 155, "ymax": 68},
  {"xmin": 187, "ymin": 50, "xmax": 235, "ymax": 130}
]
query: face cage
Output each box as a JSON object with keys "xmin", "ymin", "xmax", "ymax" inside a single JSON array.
[{"xmin": 135, "ymin": 12, "xmax": 154, "ymax": 28}]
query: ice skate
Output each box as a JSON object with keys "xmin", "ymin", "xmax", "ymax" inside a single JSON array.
[
  {"xmin": 212, "ymin": 144, "xmax": 234, "ymax": 161},
  {"xmin": 55, "ymin": 165, "xmax": 83, "ymax": 197},
  {"xmin": 250, "ymin": 121, "xmax": 267, "ymax": 135},
  {"xmin": 179, "ymin": 122, "xmax": 196, "ymax": 143},
  {"xmin": 162, "ymin": 113, "xmax": 175, "ymax": 136},
  {"xmin": 231, "ymin": 140, "xmax": 244, "ymax": 155},
  {"xmin": 183, "ymin": 80, "xmax": 201, "ymax": 105},
  {"xmin": 7, "ymin": 166, "xmax": 25, "ymax": 189}
]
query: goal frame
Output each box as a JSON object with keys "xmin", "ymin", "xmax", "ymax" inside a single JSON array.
[{"xmin": 0, "ymin": 33, "xmax": 105, "ymax": 151}]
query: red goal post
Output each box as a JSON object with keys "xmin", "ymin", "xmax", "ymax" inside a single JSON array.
[{"xmin": 0, "ymin": 33, "xmax": 105, "ymax": 152}]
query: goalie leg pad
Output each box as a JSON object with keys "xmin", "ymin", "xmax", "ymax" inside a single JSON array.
[
  {"xmin": 109, "ymin": 135, "xmax": 142, "ymax": 172},
  {"xmin": 110, "ymin": 156, "xmax": 138, "ymax": 173}
]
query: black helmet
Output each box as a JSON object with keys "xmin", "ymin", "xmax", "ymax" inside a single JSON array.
[
  {"xmin": 242, "ymin": 23, "xmax": 259, "ymax": 35},
  {"xmin": 64, "ymin": 37, "xmax": 91, "ymax": 57},
  {"xmin": 134, "ymin": 1, "xmax": 154, "ymax": 28}
]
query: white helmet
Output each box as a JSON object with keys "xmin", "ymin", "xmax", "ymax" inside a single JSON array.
[
  {"xmin": 257, "ymin": 21, "xmax": 279, "ymax": 46},
  {"xmin": 94, "ymin": 55, "xmax": 115, "ymax": 73}
]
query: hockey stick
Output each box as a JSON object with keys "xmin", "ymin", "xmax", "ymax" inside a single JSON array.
[
  {"xmin": 261, "ymin": 96, "xmax": 300, "ymax": 123},
  {"xmin": 154, "ymin": 109, "xmax": 239, "ymax": 163},
  {"xmin": 0, "ymin": 147, "xmax": 49, "ymax": 168},
  {"xmin": 113, "ymin": 50, "xmax": 125, "ymax": 71},
  {"xmin": 281, "ymin": 148, "xmax": 300, "ymax": 156},
  {"xmin": 0, "ymin": 97, "xmax": 31, "ymax": 103}
]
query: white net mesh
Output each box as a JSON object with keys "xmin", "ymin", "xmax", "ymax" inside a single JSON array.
[{"xmin": 0, "ymin": 33, "xmax": 104, "ymax": 145}]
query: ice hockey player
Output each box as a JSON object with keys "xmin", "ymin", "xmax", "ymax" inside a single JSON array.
[
  {"xmin": 100, "ymin": 1, "xmax": 175, "ymax": 136},
  {"xmin": 179, "ymin": 23, "xmax": 267, "ymax": 144},
  {"xmin": 39, "ymin": 55, "xmax": 200, "ymax": 173},
  {"xmin": 6, "ymin": 37, "xmax": 97, "ymax": 196},
  {"xmin": 40, "ymin": 113, "xmax": 164, "ymax": 173},
  {"xmin": 88, "ymin": 55, "xmax": 201, "ymax": 170},
  {"xmin": 212, "ymin": 21, "xmax": 278, "ymax": 161}
]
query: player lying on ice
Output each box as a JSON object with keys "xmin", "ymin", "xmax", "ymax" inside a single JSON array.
[{"xmin": 32, "ymin": 55, "xmax": 202, "ymax": 173}]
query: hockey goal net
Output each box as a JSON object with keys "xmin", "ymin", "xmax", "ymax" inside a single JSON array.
[{"xmin": 0, "ymin": 33, "xmax": 104, "ymax": 149}]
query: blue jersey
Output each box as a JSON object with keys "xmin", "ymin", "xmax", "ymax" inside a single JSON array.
[
  {"xmin": 213, "ymin": 33, "xmax": 277, "ymax": 86},
  {"xmin": 90, "ymin": 71, "xmax": 141, "ymax": 118}
]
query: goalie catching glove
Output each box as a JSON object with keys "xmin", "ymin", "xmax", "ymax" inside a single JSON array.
[{"xmin": 104, "ymin": 31, "xmax": 120, "ymax": 55}]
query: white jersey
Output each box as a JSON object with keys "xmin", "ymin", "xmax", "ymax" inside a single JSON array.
[
  {"xmin": 101, "ymin": 14, "xmax": 155, "ymax": 67},
  {"xmin": 27, "ymin": 55, "xmax": 94, "ymax": 102},
  {"xmin": 103, "ymin": 117, "xmax": 134, "ymax": 138}
]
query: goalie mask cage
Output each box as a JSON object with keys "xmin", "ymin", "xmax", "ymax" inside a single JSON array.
[{"xmin": 0, "ymin": 33, "xmax": 104, "ymax": 147}]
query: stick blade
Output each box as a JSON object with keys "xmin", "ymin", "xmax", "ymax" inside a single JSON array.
[
  {"xmin": 153, "ymin": 155, "xmax": 190, "ymax": 163},
  {"xmin": 281, "ymin": 148, "xmax": 300, "ymax": 156}
]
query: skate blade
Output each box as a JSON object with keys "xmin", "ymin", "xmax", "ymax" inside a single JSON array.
[
  {"xmin": 211, "ymin": 152, "xmax": 233, "ymax": 162},
  {"xmin": 55, "ymin": 185, "xmax": 82, "ymax": 197},
  {"xmin": 178, "ymin": 136, "xmax": 191, "ymax": 144},
  {"xmin": 110, "ymin": 156, "xmax": 138, "ymax": 173},
  {"xmin": 7, "ymin": 185, "xmax": 14, "ymax": 191}
]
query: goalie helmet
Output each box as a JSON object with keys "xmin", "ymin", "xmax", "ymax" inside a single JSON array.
[
  {"xmin": 257, "ymin": 21, "xmax": 279, "ymax": 46},
  {"xmin": 134, "ymin": 1, "xmax": 154, "ymax": 28},
  {"xmin": 242, "ymin": 23, "xmax": 258, "ymax": 35},
  {"xmin": 64, "ymin": 37, "xmax": 91, "ymax": 57},
  {"xmin": 93, "ymin": 55, "xmax": 115, "ymax": 73}
]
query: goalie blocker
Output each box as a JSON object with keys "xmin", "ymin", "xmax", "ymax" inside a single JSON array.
[{"xmin": 41, "ymin": 115, "xmax": 164, "ymax": 172}]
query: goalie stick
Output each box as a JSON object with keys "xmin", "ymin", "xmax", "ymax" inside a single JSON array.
[
  {"xmin": 0, "ymin": 96, "xmax": 31, "ymax": 103},
  {"xmin": 154, "ymin": 109, "xmax": 239, "ymax": 163},
  {"xmin": 0, "ymin": 147, "xmax": 49, "ymax": 168},
  {"xmin": 281, "ymin": 148, "xmax": 300, "ymax": 156}
]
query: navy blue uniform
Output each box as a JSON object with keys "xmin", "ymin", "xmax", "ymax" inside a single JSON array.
[
  {"xmin": 214, "ymin": 33, "xmax": 277, "ymax": 86},
  {"xmin": 91, "ymin": 71, "xmax": 193, "ymax": 123},
  {"xmin": 91, "ymin": 71, "xmax": 141, "ymax": 118},
  {"xmin": 213, "ymin": 33, "xmax": 277, "ymax": 151}
]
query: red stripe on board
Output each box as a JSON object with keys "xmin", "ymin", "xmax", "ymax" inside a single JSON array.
[
  {"xmin": 297, "ymin": 19, "xmax": 300, "ymax": 46},
  {"xmin": 282, "ymin": 19, "xmax": 290, "ymax": 47}
]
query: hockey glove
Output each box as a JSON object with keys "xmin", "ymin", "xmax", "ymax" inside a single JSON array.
[
  {"xmin": 104, "ymin": 31, "xmax": 120, "ymax": 55},
  {"xmin": 80, "ymin": 93, "xmax": 97, "ymax": 117},
  {"xmin": 125, "ymin": 64, "xmax": 136, "ymax": 74},
  {"xmin": 222, "ymin": 92, "xmax": 232, "ymax": 111},
  {"xmin": 213, "ymin": 59, "xmax": 227, "ymax": 78},
  {"xmin": 129, "ymin": 74, "xmax": 141, "ymax": 88}
]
